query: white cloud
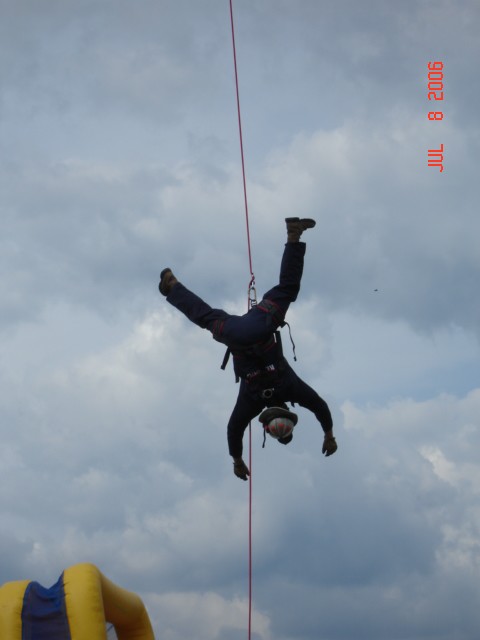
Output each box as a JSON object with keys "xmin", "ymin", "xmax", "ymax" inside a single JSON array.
[{"xmin": 146, "ymin": 591, "xmax": 271, "ymax": 640}]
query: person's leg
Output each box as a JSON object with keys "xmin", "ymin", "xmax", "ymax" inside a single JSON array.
[
  {"xmin": 166, "ymin": 282, "xmax": 231, "ymax": 331},
  {"xmin": 162, "ymin": 277, "xmax": 260, "ymax": 346},
  {"xmin": 200, "ymin": 239, "xmax": 307, "ymax": 344},
  {"xmin": 261, "ymin": 241, "xmax": 306, "ymax": 313},
  {"xmin": 159, "ymin": 218, "xmax": 314, "ymax": 345},
  {"xmin": 256, "ymin": 217, "xmax": 315, "ymax": 327}
]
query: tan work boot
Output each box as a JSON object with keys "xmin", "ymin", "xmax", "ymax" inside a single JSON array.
[
  {"xmin": 159, "ymin": 268, "xmax": 178, "ymax": 296},
  {"xmin": 285, "ymin": 217, "xmax": 316, "ymax": 242}
]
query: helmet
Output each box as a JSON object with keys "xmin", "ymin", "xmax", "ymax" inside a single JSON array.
[
  {"xmin": 265, "ymin": 416, "xmax": 295, "ymax": 440},
  {"xmin": 259, "ymin": 406, "xmax": 298, "ymax": 442}
]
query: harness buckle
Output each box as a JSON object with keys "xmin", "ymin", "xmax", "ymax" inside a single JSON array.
[{"xmin": 261, "ymin": 388, "xmax": 275, "ymax": 399}]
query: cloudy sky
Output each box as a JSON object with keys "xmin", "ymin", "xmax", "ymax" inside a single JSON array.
[{"xmin": 1, "ymin": 0, "xmax": 479, "ymax": 638}]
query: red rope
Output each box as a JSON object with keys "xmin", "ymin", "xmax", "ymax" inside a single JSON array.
[
  {"xmin": 229, "ymin": 2, "xmax": 254, "ymax": 639},
  {"xmin": 229, "ymin": 0, "xmax": 255, "ymax": 291},
  {"xmin": 248, "ymin": 423, "xmax": 252, "ymax": 640}
]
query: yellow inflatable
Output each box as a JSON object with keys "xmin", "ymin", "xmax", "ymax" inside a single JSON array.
[{"xmin": 0, "ymin": 562, "xmax": 155, "ymax": 640}]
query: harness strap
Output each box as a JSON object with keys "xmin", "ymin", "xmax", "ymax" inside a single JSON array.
[
  {"xmin": 257, "ymin": 298, "xmax": 286, "ymax": 328},
  {"xmin": 221, "ymin": 347, "xmax": 240, "ymax": 382},
  {"xmin": 283, "ymin": 321, "xmax": 297, "ymax": 361},
  {"xmin": 212, "ymin": 319, "xmax": 226, "ymax": 343},
  {"xmin": 221, "ymin": 347, "xmax": 232, "ymax": 370}
]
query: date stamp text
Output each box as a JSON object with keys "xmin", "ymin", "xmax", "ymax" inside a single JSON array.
[{"xmin": 427, "ymin": 61, "xmax": 444, "ymax": 172}]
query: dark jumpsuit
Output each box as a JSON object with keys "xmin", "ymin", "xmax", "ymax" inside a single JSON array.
[{"xmin": 165, "ymin": 242, "xmax": 333, "ymax": 458}]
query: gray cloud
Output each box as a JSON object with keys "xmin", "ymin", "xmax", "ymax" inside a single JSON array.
[{"xmin": 1, "ymin": 2, "xmax": 479, "ymax": 639}]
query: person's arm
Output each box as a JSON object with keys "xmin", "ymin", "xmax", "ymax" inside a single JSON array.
[{"xmin": 227, "ymin": 385, "xmax": 261, "ymax": 480}]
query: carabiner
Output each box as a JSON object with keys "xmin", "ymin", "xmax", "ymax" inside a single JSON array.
[{"xmin": 248, "ymin": 275, "xmax": 257, "ymax": 309}]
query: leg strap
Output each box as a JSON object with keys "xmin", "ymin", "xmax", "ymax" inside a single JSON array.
[{"xmin": 257, "ymin": 298, "xmax": 286, "ymax": 328}]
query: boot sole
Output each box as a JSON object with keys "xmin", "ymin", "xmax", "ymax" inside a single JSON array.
[{"xmin": 285, "ymin": 217, "xmax": 316, "ymax": 228}]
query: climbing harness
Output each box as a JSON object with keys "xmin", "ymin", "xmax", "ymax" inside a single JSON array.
[{"xmin": 220, "ymin": 330, "xmax": 283, "ymax": 378}]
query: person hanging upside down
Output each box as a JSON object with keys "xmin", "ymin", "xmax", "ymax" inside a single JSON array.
[{"xmin": 159, "ymin": 217, "xmax": 337, "ymax": 480}]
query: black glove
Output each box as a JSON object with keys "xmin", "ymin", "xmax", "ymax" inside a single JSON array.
[
  {"xmin": 322, "ymin": 435, "xmax": 337, "ymax": 457},
  {"xmin": 233, "ymin": 458, "xmax": 250, "ymax": 481}
]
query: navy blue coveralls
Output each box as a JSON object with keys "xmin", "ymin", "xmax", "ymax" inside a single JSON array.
[{"xmin": 165, "ymin": 241, "xmax": 333, "ymax": 459}]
